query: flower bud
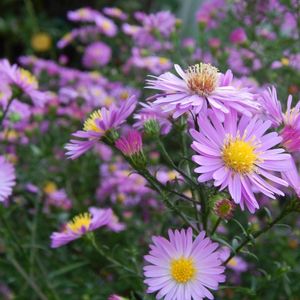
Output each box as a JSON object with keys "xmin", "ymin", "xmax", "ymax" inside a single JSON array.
[{"xmin": 213, "ymin": 199, "xmax": 236, "ymax": 220}]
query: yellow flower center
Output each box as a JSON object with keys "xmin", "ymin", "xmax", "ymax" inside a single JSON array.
[
  {"xmin": 102, "ymin": 21, "xmax": 112, "ymax": 30},
  {"xmin": 227, "ymin": 258, "xmax": 238, "ymax": 267},
  {"xmin": 20, "ymin": 68, "xmax": 38, "ymax": 88},
  {"xmin": 186, "ymin": 63, "xmax": 218, "ymax": 96},
  {"xmin": 222, "ymin": 138, "xmax": 257, "ymax": 173},
  {"xmin": 280, "ymin": 57, "xmax": 289, "ymax": 66},
  {"xmin": 120, "ymin": 91, "xmax": 129, "ymax": 100},
  {"xmin": 159, "ymin": 57, "xmax": 169, "ymax": 65},
  {"xmin": 83, "ymin": 110, "xmax": 103, "ymax": 132},
  {"xmin": 67, "ymin": 213, "xmax": 92, "ymax": 234},
  {"xmin": 170, "ymin": 257, "xmax": 196, "ymax": 284},
  {"xmin": 168, "ymin": 171, "xmax": 178, "ymax": 181},
  {"xmin": 44, "ymin": 182, "xmax": 57, "ymax": 194},
  {"xmin": 31, "ymin": 32, "xmax": 52, "ymax": 52}
]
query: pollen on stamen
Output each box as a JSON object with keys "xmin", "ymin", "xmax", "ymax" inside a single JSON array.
[
  {"xmin": 67, "ymin": 212, "xmax": 92, "ymax": 234},
  {"xmin": 222, "ymin": 137, "xmax": 258, "ymax": 174},
  {"xmin": 83, "ymin": 110, "xmax": 103, "ymax": 132},
  {"xmin": 186, "ymin": 62, "xmax": 219, "ymax": 96}
]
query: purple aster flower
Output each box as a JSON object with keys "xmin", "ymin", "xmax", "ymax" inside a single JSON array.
[
  {"xmin": 229, "ymin": 28, "xmax": 247, "ymax": 44},
  {"xmin": 67, "ymin": 7, "xmax": 99, "ymax": 22},
  {"xmin": 95, "ymin": 15, "xmax": 117, "ymax": 37},
  {"xmin": 108, "ymin": 295, "xmax": 128, "ymax": 300},
  {"xmin": 134, "ymin": 103, "xmax": 172, "ymax": 135},
  {"xmin": 107, "ymin": 213, "xmax": 126, "ymax": 232},
  {"xmin": 103, "ymin": 7, "xmax": 128, "ymax": 20},
  {"xmin": 82, "ymin": 41, "xmax": 112, "ymax": 68},
  {"xmin": 0, "ymin": 156, "xmax": 16, "ymax": 202},
  {"xmin": 50, "ymin": 207, "xmax": 112, "ymax": 248},
  {"xmin": 190, "ymin": 110, "xmax": 290, "ymax": 212},
  {"xmin": 65, "ymin": 95, "xmax": 137, "ymax": 159},
  {"xmin": 218, "ymin": 247, "xmax": 248, "ymax": 273},
  {"xmin": 258, "ymin": 86, "xmax": 283, "ymax": 127},
  {"xmin": 281, "ymin": 96, "xmax": 300, "ymax": 153},
  {"xmin": 0, "ymin": 59, "xmax": 49, "ymax": 107},
  {"xmin": 146, "ymin": 63, "xmax": 258, "ymax": 119},
  {"xmin": 282, "ymin": 156, "xmax": 300, "ymax": 197},
  {"xmin": 144, "ymin": 228, "xmax": 225, "ymax": 299},
  {"xmin": 259, "ymin": 86, "xmax": 300, "ymax": 153},
  {"xmin": 97, "ymin": 162, "xmax": 155, "ymax": 206},
  {"xmin": 142, "ymin": 11, "xmax": 176, "ymax": 37}
]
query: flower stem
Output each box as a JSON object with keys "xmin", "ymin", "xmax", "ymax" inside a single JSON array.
[
  {"xmin": 0, "ymin": 97, "xmax": 14, "ymax": 131},
  {"xmin": 211, "ymin": 218, "xmax": 222, "ymax": 236},
  {"xmin": 88, "ymin": 234, "xmax": 141, "ymax": 278},
  {"xmin": 224, "ymin": 208, "xmax": 291, "ymax": 265}
]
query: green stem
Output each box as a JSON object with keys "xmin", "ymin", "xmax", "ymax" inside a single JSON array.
[
  {"xmin": 224, "ymin": 209, "xmax": 291, "ymax": 265},
  {"xmin": 211, "ymin": 218, "xmax": 222, "ymax": 236},
  {"xmin": 0, "ymin": 97, "xmax": 14, "ymax": 131},
  {"xmin": 89, "ymin": 234, "xmax": 141, "ymax": 278},
  {"xmin": 180, "ymin": 123, "xmax": 202, "ymax": 231},
  {"xmin": 141, "ymin": 169, "xmax": 199, "ymax": 233},
  {"xmin": 8, "ymin": 256, "xmax": 48, "ymax": 300}
]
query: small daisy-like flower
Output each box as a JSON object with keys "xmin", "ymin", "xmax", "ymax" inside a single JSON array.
[
  {"xmin": 0, "ymin": 59, "xmax": 48, "ymax": 107},
  {"xmin": 144, "ymin": 228, "xmax": 225, "ymax": 300},
  {"xmin": 146, "ymin": 63, "xmax": 258, "ymax": 119},
  {"xmin": 0, "ymin": 156, "xmax": 16, "ymax": 202},
  {"xmin": 191, "ymin": 110, "xmax": 290, "ymax": 212},
  {"xmin": 65, "ymin": 95, "xmax": 137, "ymax": 159},
  {"xmin": 50, "ymin": 207, "xmax": 112, "ymax": 248}
]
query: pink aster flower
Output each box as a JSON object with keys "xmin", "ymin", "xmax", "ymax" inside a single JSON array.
[
  {"xmin": 258, "ymin": 86, "xmax": 283, "ymax": 127},
  {"xmin": 282, "ymin": 156, "xmax": 300, "ymax": 197},
  {"xmin": 0, "ymin": 156, "xmax": 16, "ymax": 202},
  {"xmin": 229, "ymin": 28, "xmax": 247, "ymax": 44},
  {"xmin": 108, "ymin": 295, "xmax": 128, "ymax": 300},
  {"xmin": 50, "ymin": 207, "xmax": 112, "ymax": 248},
  {"xmin": 115, "ymin": 130, "xmax": 143, "ymax": 156},
  {"xmin": 259, "ymin": 86, "xmax": 300, "ymax": 153},
  {"xmin": 281, "ymin": 96, "xmax": 300, "ymax": 153},
  {"xmin": 144, "ymin": 228, "xmax": 225, "ymax": 300},
  {"xmin": 190, "ymin": 110, "xmax": 290, "ymax": 213},
  {"xmin": 82, "ymin": 41, "xmax": 112, "ymax": 68},
  {"xmin": 146, "ymin": 63, "xmax": 258, "ymax": 119},
  {"xmin": 103, "ymin": 7, "xmax": 128, "ymax": 20},
  {"xmin": 0, "ymin": 59, "xmax": 48, "ymax": 107},
  {"xmin": 95, "ymin": 15, "xmax": 117, "ymax": 37},
  {"xmin": 134, "ymin": 103, "xmax": 172, "ymax": 135},
  {"xmin": 67, "ymin": 7, "xmax": 99, "ymax": 22},
  {"xmin": 65, "ymin": 95, "xmax": 137, "ymax": 159}
]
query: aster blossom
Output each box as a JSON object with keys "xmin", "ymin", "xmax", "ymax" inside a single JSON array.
[
  {"xmin": 65, "ymin": 95, "xmax": 137, "ymax": 159},
  {"xmin": 258, "ymin": 86, "xmax": 300, "ymax": 153},
  {"xmin": 50, "ymin": 207, "xmax": 112, "ymax": 248},
  {"xmin": 191, "ymin": 110, "xmax": 291, "ymax": 212},
  {"xmin": 0, "ymin": 59, "xmax": 48, "ymax": 107},
  {"xmin": 146, "ymin": 63, "xmax": 259, "ymax": 119},
  {"xmin": 0, "ymin": 156, "xmax": 16, "ymax": 202},
  {"xmin": 144, "ymin": 228, "xmax": 225, "ymax": 300}
]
